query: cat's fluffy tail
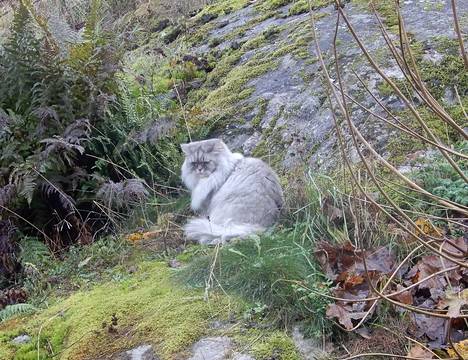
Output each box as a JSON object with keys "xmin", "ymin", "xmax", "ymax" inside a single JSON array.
[{"xmin": 184, "ymin": 218, "xmax": 264, "ymax": 245}]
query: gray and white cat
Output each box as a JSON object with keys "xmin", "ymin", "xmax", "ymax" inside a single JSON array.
[{"xmin": 181, "ymin": 138, "xmax": 284, "ymax": 244}]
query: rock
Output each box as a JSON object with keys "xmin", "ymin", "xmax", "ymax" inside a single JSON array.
[
  {"xmin": 188, "ymin": 336, "xmax": 233, "ymax": 360},
  {"xmin": 292, "ymin": 326, "xmax": 329, "ymax": 360},
  {"xmin": 11, "ymin": 334, "xmax": 31, "ymax": 345},
  {"xmin": 152, "ymin": 19, "xmax": 170, "ymax": 33},
  {"xmin": 232, "ymin": 353, "xmax": 255, "ymax": 360},
  {"xmin": 114, "ymin": 344, "xmax": 159, "ymax": 360},
  {"xmin": 218, "ymin": 20, "xmax": 229, "ymax": 29},
  {"xmin": 162, "ymin": 26, "xmax": 182, "ymax": 44},
  {"xmin": 168, "ymin": 259, "xmax": 181, "ymax": 268},
  {"xmin": 198, "ymin": 13, "xmax": 218, "ymax": 25}
]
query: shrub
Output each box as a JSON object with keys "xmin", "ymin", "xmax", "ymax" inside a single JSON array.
[{"xmin": 0, "ymin": 1, "xmax": 186, "ymax": 286}]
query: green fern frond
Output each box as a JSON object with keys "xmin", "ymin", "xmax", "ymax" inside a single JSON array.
[{"xmin": 0, "ymin": 303, "xmax": 36, "ymax": 322}]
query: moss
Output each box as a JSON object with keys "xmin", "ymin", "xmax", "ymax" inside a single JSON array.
[
  {"xmin": 233, "ymin": 328, "xmax": 300, "ymax": 360},
  {"xmin": 252, "ymin": 107, "xmax": 286, "ymax": 167},
  {"xmin": 196, "ymin": 0, "xmax": 250, "ymax": 18},
  {"xmin": 0, "ymin": 262, "xmax": 232, "ymax": 360},
  {"xmin": 250, "ymin": 331, "xmax": 300, "ymax": 360},
  {"xmin": 386, "ymin": 101, "xmax": 466, "ymax": 165},
  {"xmin": 197, "ymin": 49, "xmax": 278, "ymax": 128},
  {"xmin": 289, "ymin": 0, "xmax": 332, "ymax": 16},
  {"xmin": 419, "ymin": 55, "xmax": 468, "ymax": 99},
  {"xmin": 257, "ymin": 0, "xmax": 293, "ymax": 11},
  {"xmin": 354, "ymin": 0, "xmax": 399, "ymax": 32},
  {"xmin": 209, "ymin": 37, "xmax": 223, "ymax": 48},
  {"xmin": 251, "ymin": 98, "xmax": 269, "ymax": 128}
]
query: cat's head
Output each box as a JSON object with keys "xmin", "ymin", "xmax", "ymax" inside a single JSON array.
[{"xmin": 180, "ymin": 139, "xmax": 229, "ymax": 177}]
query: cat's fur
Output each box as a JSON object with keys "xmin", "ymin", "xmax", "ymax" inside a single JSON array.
[{"xmin": 181, "ymin": 138, "xmax": 284, "ymax": 244}]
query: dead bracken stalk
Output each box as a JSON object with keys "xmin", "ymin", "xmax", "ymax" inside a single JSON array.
[
  {"xmin": 450, "ymin": 0, "xmax": 468, "ymax": 69},
  {"xmin": 309, "ymin": 0, "xmax": 467, "ymax": 358}
]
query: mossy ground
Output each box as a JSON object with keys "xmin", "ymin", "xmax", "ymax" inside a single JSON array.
[
  {"xmin": 0, "ymin": 261, "xmax": 233, "ymax": 359},
  {"xmin": 0, "ymin": 238, "xmax": 306, "ymax": 360}
]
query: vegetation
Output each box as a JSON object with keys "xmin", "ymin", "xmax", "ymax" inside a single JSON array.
[{"xmin": 0, "ymin": 0, "xmax": 467, "ymax": 359}]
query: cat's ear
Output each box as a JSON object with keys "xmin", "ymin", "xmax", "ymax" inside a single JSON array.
[
  {"xmin": 180, "ymin": 143, "xmax": 191, "ymax": 155},
  {"xmin": 210, "ymin": 139, "xmax": 227, "ymax": 153}
]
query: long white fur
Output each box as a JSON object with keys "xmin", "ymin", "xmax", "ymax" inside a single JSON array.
[
  {"xmin": 188, "ymin": 152, "xmax": 243, "ymax": 211},
  {"xmin": 181, "ymin": 138, "xmax": 284, "ymax": 245},
  {"xmin": 184, "ymin": 218, "xmax": 264, "ymax": 244}
]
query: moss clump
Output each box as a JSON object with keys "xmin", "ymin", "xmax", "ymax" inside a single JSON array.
[
  {"xmin": 252, "ymin": 107, "xmax": 286, "ymax": 167},
  {"xmin": 198, "ymin": 49, "xmax": 278, "ymax": 125},
  {"xmin": 196, "ymin": 0, "xmax": 250, "ymax": 18},
  {"xmin": 0, "ymin": 262, "xmax": 232, "ymax": 360},
  {"xmin": 251, "ymin": 98, "xmax": 269, "ymax": 128},
  {"xmin": 289, "ymin": 0, "xmax": 332, "ymax": 15},
  {"xmin": 354, "ymin": 0, "xmax": 399, "ymax": 31},
  {"xmin": 420, "ymin": 55, "xmax": 468, "ymax": 99},
  {"xmin": 250, "ymin": 331, "xmax": 301, "ymax": 360},
  {"xmin": 257, "ymin": 0, "xmax": 293, "ymax": 11}
]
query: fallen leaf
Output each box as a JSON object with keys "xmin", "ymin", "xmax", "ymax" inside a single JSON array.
[
  {"xmin": 126, "ymin": 232, "xmax": 144, "ymax": 242},
  {"xmin": 410, "ymin": 313, "xmax": 446, "ymax": 347},
  {"xmin": 414, "ymin": 218, "xmax": 443, "ymax": 239},
  {"xmin": 437, "ymin": 289, "xmax": 468, "ymax": 318},
  {"xmin": 342, "ymin": 274, "xmax": 365, "ymax": 290},
  {"xmin": 407, "ymin": 344, "xmax": 434, "ymax": 359},
  {"xmin": 391, "ymin": 284, "xmax": 413, "ymax": 305},
  {"xmin": 326, "ymin": 304, "xmax": 353, "ymax": 330},
  {"xmin": 447, "ymin": 339, "xmax": 468, "ymax": 359}
]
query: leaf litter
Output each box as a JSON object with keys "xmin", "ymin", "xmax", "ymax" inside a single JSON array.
[{"xmin": 314, "ymin": 237, "xmax": 467, "ymax": 354}]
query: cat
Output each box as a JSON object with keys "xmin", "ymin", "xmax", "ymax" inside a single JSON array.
[{"xmin": 181, "ymin": 138, "xmax": 284, "ymax": 244}]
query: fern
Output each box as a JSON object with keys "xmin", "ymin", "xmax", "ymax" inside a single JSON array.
[{"xmin": 0, "ymin": 303, "xmax": 36, "ymax": 322}]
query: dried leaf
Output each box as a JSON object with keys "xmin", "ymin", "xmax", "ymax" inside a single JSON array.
[
  {"xmin": 326, "ymin": 304, "xmax": 353, "ymax": 330},
  {"xmin": 391, "ymin": 284, "xmax": 413, "ymax": 305},
  {"xmin": 410, "ymin": 313, "xmax": 446, "ymax": 347},
  {"xmin": 414, "ymin": 218, "xmax": 443, "ymax": 238},
  {"xmin": 126, "ymin": 232, "xmax": 144, "ymax": 242},
  {"xmin": 437, "ymin": 289, "xmax": 468, "ymax": 318},
  {"xmin": 447, "ymin": 339, "xmax": 468, "ymax": 359},
  {"xmin": 407, "ymin": 344, "xmax": 434, "ymax": 359}
]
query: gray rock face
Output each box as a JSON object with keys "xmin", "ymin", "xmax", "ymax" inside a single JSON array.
[
  {"xmin": 188, "ymin": 336, "xmax": 255, "ymax": 360},
  {"xmin": 189, "ymin": 0, "xmax": 467, "ymax": 172},
  {"xmin": 11, "ymin": 334, "xmax": 31, "ymax": 345},
  {"xmin": 114, "ymin": 345, "xmax": 159, "ymax": 360},
  {"xmin": 188, "ymin": 337, "xmax": 233, "ymax": 360},
  {"xmin": 292, "ymin": 326, "xmax": 329, "ymax": 360}
]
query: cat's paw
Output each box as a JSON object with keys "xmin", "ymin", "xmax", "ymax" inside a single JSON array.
[{"xmin": 190, "ymin": 197, "xmax": 203, "ymax": 212}]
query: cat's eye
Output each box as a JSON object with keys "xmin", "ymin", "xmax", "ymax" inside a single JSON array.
[{"xmin": 192, "ymin": 161, "xmax": 209, "ymax": 167}]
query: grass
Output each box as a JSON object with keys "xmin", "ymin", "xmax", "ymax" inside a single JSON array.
[{"xmin": 178, "ymin": 227, "xmax": 333, "ymax": 336}]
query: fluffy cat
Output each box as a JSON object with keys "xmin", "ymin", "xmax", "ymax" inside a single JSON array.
[{"xmin": 181, "ymin": 138, "xmax": 284, "ymax": 244}]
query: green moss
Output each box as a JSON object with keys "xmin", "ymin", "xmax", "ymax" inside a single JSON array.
[
  {"xmin": 419, "ymin": 55, "xmax": 468, "ymax": 99},
  {"xmin": 289, "ymin": 0, "xmax": 332, "ymax": 15},
  {"xmin": 196, "ymin": 0, "xmax": 250, "ymax": 18},
  {"xmin": 250, "ymin": 331, "xmax": 300, "ymax": 360},
  {"xmin": 198, "ymin": 50, "xmax": 278, "ymax": 126},
  {"xmin": 354, "ymin": 0, "xmax": 399, "ymax": 32},
  {"xmin": 0, "ymin": 262, "xmax": 232, "ymax": 360},
  {"xmin": 252, "ymin": 107, "xmax": 286, "ymax": 167},
  {"xmin": 251, "ymin": 98, "xmax": 269, "ymax": 128},
  {"xmin": 257, "ymin": 0, "xmax": 293, "ymax": 11}
]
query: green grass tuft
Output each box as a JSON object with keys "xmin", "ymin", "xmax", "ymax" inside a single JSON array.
[{"xmin": 178, "ymin": 223, "xmax": 332, "ymax": 333}]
